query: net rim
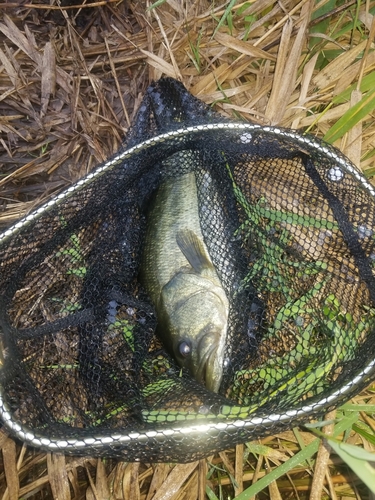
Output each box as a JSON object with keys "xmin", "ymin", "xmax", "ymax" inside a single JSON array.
[
  {"xmin": 0, "ymin": 357, "xmax": 374, "ymax": 452},
  {"xmin": 1, "ymin": 121, "xmax": 375, "ymax": 454}
]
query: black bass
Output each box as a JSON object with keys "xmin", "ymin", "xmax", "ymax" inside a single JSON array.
[{"xmin": 141, "ymin": 171, "xmax": 229, "ymax": 392}]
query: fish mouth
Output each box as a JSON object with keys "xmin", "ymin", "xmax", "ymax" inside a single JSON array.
[{"xmin": 195, "ymin": 332, "xmax": 223, "ymax": 393}]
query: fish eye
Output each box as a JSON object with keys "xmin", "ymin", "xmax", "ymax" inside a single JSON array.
[{"xmin": 178, "ymin": 341, "xmax": 191, "ymax": 357}]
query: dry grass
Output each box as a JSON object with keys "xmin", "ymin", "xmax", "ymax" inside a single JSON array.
[{"xmin": 0, "ymin": 0, "xmax": 375, "ymax": 498}]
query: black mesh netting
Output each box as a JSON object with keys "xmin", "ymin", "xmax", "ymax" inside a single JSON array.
[{"xmin": 1, "ymin": 78, "xmax": 375, "ymax": 462}]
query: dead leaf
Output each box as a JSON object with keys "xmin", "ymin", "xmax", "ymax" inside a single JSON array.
[
  {"xmin": 215, "ymin": 32, "xmax": 277, "ymax": 61},
  {"xmin": 47, "ymin": 453, "xmax": 71, "ymax": 500},
  {"xmin": 2, "ymin": 438, "xmax": 19, "ymax": 500},
  {"xmin": 40, "ymin": 42, "xmax": 56, "ymax": 118}
]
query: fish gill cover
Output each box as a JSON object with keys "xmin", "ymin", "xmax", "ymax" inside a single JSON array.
[{"xmin": 0, "ymin": 78, "xmax": 375, "ymax": 462}]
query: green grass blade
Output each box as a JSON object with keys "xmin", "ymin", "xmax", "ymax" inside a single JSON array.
[
  {"xmin": 332, "ymin": 72, "xmax": 375, "ymax": 104},
  {"xmin": 147, "ymin": 0, "xmax": 167, "ymax": 10},
  {"xmin": 339, "ymin": 403, "xmax": 375, "ymax": 412},
  {"xmin": 309, "ymin": 0, "xmax": 337, "ymax": 49},
  {"xmin": 206, "ymin": 485, "xmax": 220, "ymax": 500},
  {"xmin": 352, "ymin": 423, "xmax": 375, "ymax": 446},
  {"xmin": 324, "ymin": 86, "xmax": 375, "ymax": 143},
  {"xmin": 233, "ymin": 439, "xmax": 321, "ymax": 499},
  {"xmin": 212, "ymin": 0, "xmax": 238, "ymax": 37},
  {"xmin": 328, "ymin": 440, "xmax": 375, "ymax": 493},
  {"xmin": 233, "ymin": 412, "xmax": 359, "ymax": 499}
]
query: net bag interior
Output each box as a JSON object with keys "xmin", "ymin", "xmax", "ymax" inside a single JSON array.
[{"xmin": 1, "ymin": 78, "xmax": 375, "ymax": 462}]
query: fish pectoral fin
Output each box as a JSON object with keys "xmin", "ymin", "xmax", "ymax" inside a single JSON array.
[{"xmin": 176, "ymin": 229, "xmax": 212, "ymax": 273}]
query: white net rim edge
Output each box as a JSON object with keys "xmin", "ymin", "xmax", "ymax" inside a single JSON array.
[{"xmin": 0, "ymin": 122, "xmax": 374, "ymax": 452}]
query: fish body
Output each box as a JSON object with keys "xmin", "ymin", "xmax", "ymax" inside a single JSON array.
[{"xmin": 141, "ymin": 171, "xmax": 229, "ymax": 392}]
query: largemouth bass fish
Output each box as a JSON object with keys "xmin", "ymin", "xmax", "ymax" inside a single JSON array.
[{"xmin": 141, "ymin": 171, "xmax": 229, "ymax": 392}]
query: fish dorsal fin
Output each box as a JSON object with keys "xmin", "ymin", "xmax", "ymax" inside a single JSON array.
[{"xmin": 176, "ymin": 229, "xmax": 212, "ymax": 273}]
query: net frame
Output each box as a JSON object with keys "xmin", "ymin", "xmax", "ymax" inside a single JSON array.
[{"xmin": 1, "ymin": 121, "xmax": 375, "ymax": 462}]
